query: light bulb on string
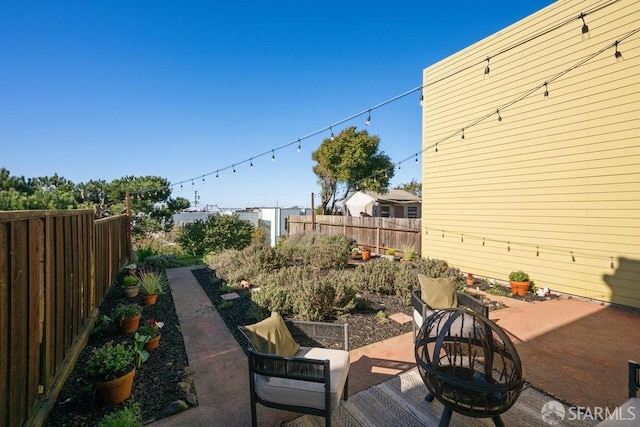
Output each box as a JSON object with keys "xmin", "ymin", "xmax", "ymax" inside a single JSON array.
[
  {"xmin": 484, "ymin": 57, "xmax": 491, "ymax": 79},
  {"xmin": 497, "ymin": 109, "xmax": 503, "ymax": 123},
  {"xmin": 365, "ymin": 109, "xmax": 371, "ymax": 126},
  {"xmin": 191, "ymin": 180, "xmax": 194, "ymax": 187},
  {"xmin": 271, "ymin": 150, "xmax": 275, "ymax": 162},
  {"xmin": 461, "ymin": 129, "xmax": 465, "ymax": 140},
  {"xmin": 614, "ymin": 41, "xmax": 623, "ymax": 62},
  {"xmin": 580, "ymin": 13, "xmax": 590, "ymax": 40},
  {"xmin": 297, "ymin": 139, "xmax": 302, "ymax": 152},
  {"xmin": 398, "ymin": 163, "xmax": 401, "ymax": 171},
  {"xmin": 180, "ymin": 183, "xmax": 183, "ymax": 189},
  {"xmin": 419, "ymin": 91, "xmax": 424, "ymax": 105},
  {"xmin": 543, "ymin": 82, "xmax": 549, "ymax": 100},
  {"xmin": 435, "ymin": 143, "xmax": 438, "ymax": 153},
  {"xmin": 330, "ymin": 126, "xmax": 335, "ymax": 141},
  {"xmin": 250, "ymin": 158, "xmax": 254, "ymax": 169},
  {"xmin": 202, "ymin": 177, "xmax": 205, "ymax": 184},
  {"xmin": 233, "ymin": 165, "xmax": 237, "ymax": 175},
  {"xmin": 415, "ymin": 154, "xmax": 418, "ymax": 165},
  {"xmin": 216, "ymin": 170, "xmax": 219, "ymax": 179}
]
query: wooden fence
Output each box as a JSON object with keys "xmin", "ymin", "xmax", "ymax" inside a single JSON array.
[
  {"xmin": 287, "ymin": 215, "xmax": 421, "ymax": 256},
  {"xmin": 0, "ymin": 210, "xmax": 130, "ymax": 427}
]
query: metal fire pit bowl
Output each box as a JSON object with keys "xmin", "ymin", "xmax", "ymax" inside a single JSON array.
[{"xmin": 415, "ymin": 308, "xmax": 524, "ymax": 427}]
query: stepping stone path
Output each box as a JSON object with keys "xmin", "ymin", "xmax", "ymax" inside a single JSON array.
[{"xmin": 389, "ymin": 312, "xmax": 412, "ymax": 325}]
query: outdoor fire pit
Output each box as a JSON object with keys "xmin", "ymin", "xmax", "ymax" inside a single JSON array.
[{"xmin": 415, "ymin": 308, "xmax": 524, "ymax": 427}]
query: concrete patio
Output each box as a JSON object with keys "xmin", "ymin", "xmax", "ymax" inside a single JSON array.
[{"xmin": 153, "ymin": 266, "xmax": 640, "ymax": 426}]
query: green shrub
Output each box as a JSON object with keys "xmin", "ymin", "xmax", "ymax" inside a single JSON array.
[
  {"xmin": 352, "ymin": 258, "xmax": 401, "ymax": 295},
  {"xmin": 98, "ymin": 403, "xmax": 142, "ymax": 427},
  {"xmin": 142, "ymin": 254, "xmax": 184, "ymax": 270},
  {"xmin": 278, "ymin": 232, "xmax": 354, "ymax": 269},
  {"xmin": 177, "ymin": 214, "xmax": 255, "ymax": 256},
  {"xmin": 250, "ymin": 282, "xmax": 292, "ymax": 314},
  {"xmin": 291, "ymin": 281, "xmax": 336, "ymax": 321}
]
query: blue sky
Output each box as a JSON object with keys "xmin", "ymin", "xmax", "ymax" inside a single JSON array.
[{"xmin": 1, "ymin": 1, "xmax": 554, "ymax": 208}]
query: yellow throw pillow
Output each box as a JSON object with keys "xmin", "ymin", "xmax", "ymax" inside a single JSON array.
[
  {"xmin": 418, "ymin": 274, "xmax": 458, "ymax": 309},
  {"xmin": 243, "ymin": 312, "xmax": 301, "ymax": 357}
]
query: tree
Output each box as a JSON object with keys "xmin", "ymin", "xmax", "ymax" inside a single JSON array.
[
  {"xmin": 311, "ymin": 126, "xmax": 394, "ymax": 214},
  {"xmin": 394, "ymin": 179, "xmax": 422, "ymax": 198},
  {"xmin": 167, "ymin": 197, "xmax": 190, "ymax": 212}
]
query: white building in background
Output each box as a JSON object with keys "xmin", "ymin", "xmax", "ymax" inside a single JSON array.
[{"xmin": 173, "ymin": 205, "xmax": 311, "ymax": 247}]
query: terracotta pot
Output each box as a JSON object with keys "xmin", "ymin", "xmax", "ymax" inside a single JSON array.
[
  {"xmin": 144, "ymin": 333, "xmax": 161, "ymax": 351},
  {"xmin": 92, "ymin": 367, "xmax": 135, "ymax": 405},
  {"xmin": 141, "ymin": 294, "xmax": 158, "ymax": 306},
  {"xmin": 361, "ymin": 250, "xmax": 371, "ymax": 261},
  {"xmin": 509, "ymin": 280, "xmax": 530, "ymax": 296},
  {"xmin": 118, "ymin": 313, "xmax": 141, "ymax": 334},
  {"xmin": 466, "ymin": 278, "xmax": 474, "ymax": 286},
  {"xmin": 123, "ymin": 285, "xmax": 140, "ymax": 298}
]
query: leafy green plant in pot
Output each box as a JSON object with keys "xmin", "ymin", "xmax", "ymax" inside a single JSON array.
[
  {"xmin": 114, "ymin": 303, "xmax": 142, "ymax": 334},
  {"xmin": 138, "ymin": 319, "xmax": 164, "ymax": 352},
  {"xmin": 122, "ymin": 275, "xmax": 140, "ymax": 298},
  {"xmin": 87, "ymin": 342, "xmax": 136, "ymax": 404},
  {"xmin": 508, "ymin": 270, "xmax": 531, "ymax": 296},
  {"xmin": 138, "ymin": 271, "xmax": 168, "ymax": 306},
  {"xmin": 401, "ymin": 244, "xmax": 418, "ymax": 263}
]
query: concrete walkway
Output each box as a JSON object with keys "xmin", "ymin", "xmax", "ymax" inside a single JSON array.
[{"xmin": 154, "ymin": 266, "xmax": 640, "ymax": 426}]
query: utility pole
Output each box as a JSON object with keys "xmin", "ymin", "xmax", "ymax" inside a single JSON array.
[{"xmin": 194, "ymin": 190, "xmax": 200, "ymax": 207}]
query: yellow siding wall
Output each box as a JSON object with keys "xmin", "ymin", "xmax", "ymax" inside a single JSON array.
[{"xmin": 421, "ymin": 0, "xmax": 640, "ymax": 308}]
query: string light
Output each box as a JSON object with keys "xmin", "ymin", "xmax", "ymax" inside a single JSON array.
[
  {"xmin": 497, "ymin": 109, "xmax": 503, "ymax": 123},
  {"xmin": 191, "ymin": 180, "xmax": 194, "ymax": 187},
  {"xmin": 614, "ymin": 41, "xmax": 623, "ymax": 61},
  {"xmin": 580, "ymin": 13, "xmax": 590, "ymax": 40},
  {"xmin": 216, "ymin": 170, "xmax": 219, "ymax": 179},
  {"xmin": 297, "ymin": 139, "xmax": 302, "ymax": 152},
  {"xmin": 461, "ymin": 128, "xmax": 465, "ymax": 140},
  {"xmin": 543, "ymin": 82, "xmax": 549, "ymax": 100},
  {"xmin": 202, "ymin": 177, "xmax": 205, "ymax": 183},
  {"xmin": 250, "ymin": 158, "xmax": 254, "ymax": 169},
  {"xmin": 415, "ymin": 154, "xmax": 418, "ymax": 164},
  {"xmin": 484, "ymin": 57, "xmax": 491, "ymax": 79},
  {"xmin": 365, "ymin": 109, "xmax": 371, "ymax": 126},
  {"xmin": 435, "ymin": 143, "xmax": 438, "ymax": 153},
  {"xmin": 152, "ymin": 6, "xmax": 629, "ymax": 197},
  {"xmin": 180, "ymin": 183, "xmax": 183, "ymax": 189},
  {"xmin": 233, "ymin": 164, "xmax": 237, "ymax": 175},
  {"xmin": 330, "ymin": 126, "xmax": 335, "ymax": 141},
  {"xmin": 271, "ymin": 150, "xmax": 275, "ymax": 162}
]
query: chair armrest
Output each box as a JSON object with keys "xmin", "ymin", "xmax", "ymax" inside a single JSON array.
[
  {"xmin": 629, "ymin": 360, "xmax": 640, "ymax": 398},
  {"xmin": 457, "ymin": 292, "xmax": 489, "ymax": 318},
  {"xmin": 286, "ymin": 319, "xmax": 349, "ymax": 351},
  {"xmin": 411, "ymin": 289, "xmax": 428, "ymax": 318}
]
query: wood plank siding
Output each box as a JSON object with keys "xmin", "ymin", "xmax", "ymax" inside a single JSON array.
[{"xmin": 421, "ymin": 0, "xmax": 640, "ymax": 308}]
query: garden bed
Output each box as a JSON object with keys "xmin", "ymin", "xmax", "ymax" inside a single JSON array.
[{"xmin": 44, "ymin": 282, "xmax": 193, "ymax": 426}]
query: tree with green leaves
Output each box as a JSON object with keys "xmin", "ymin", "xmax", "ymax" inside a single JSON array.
[
  {"xmin": 311, "ymin": 126, "xmax": 394, "ymax": 214},
  {"xmin": 394, "ymin": 179, "xmax": 422, "ymax": 198}
]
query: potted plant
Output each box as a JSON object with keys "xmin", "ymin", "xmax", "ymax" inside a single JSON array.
[
  {"xmin": 351, "ymin": 247, "xmax": 361, "ymax": 259},
  {"xmin": 122, "ymin": 275, "xmax": 140, "ymax": 298},
  {"xmin": 360, "ymin": 246, "xmax": 371, "ymax": 261},
  {"xmin": 466, "ymin": 273, "xmax": 475, "ymax": 286},
  {"xmin": 138, "ymin": 319, "xmax": 164, "ymax": 352},
  {"xmin": 114, "ymin": 303, "xmax": 142, "ymax": 334},
  {"xmin": 87, "ymin": 342, "xmax": 136, "ymax": 404},
  {"xmin": 401, "ymin": 244, "xmax": 418, "ymax": 264},
  {"xmin": 508, "ymin": 270, "xmax": 531, "ymax": 296},
  {"xmin": 138, "ymin": 271, "xmax": 168, "ymax": 306}
]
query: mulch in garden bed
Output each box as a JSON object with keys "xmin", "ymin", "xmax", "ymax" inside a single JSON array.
[
  {"xmin": 44, "ymin": 281, "xmax": 193, "ymax": 427},
  {"xmin": 191, "ymin": 267, "xmax": 414, "ymax": 352}
]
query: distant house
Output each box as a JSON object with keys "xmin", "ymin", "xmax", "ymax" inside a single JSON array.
[{"xmin": 343, "ymin": 190, "xmax": 421, "ymax": 218}]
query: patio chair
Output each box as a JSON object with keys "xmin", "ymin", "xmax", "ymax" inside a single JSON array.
[
  {"xmin": 596, "ymin": 360, "xmax": 640, "ymax": 426},
  {"xmin": 411, "ymin": 275, "xmax": 489, "ymax": 340},
  {"xmin": 238, "ymin": 312, "xmax": 350, "ymax": 427}
]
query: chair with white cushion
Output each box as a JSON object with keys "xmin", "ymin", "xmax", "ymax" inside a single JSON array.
[
  {"xmin": 411, "ymin": 274, "xmax": 489, "ymax": 340},
  {"xmin": 238, "ymin": 312, "xmax": 350, "ymax": 427}
]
